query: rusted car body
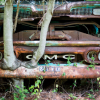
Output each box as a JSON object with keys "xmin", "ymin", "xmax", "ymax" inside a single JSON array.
[{"xmin": 0, "ymin": 0, "xmax": 100, "ymax": 78}]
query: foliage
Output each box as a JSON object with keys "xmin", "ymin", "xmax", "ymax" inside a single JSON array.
[
  {"xmin": 87, "ymin": 57, "xmax": 95, "ymax": 71},
  {"xmin": 87, "ymin": 93, "xmax": 95, "ymax": 99},
  {"xmin": 97, "ymin": 77, "xmax": 100, "ymax": 87},
  {"xmin": 67, "ymin": 56, "xmax": 72, "ymax": 65},
  {"xmin": 29, "ymin": 76, "xmax": 43, "ymax": 99},
  {"xmin": 73, "ymin": 79, "xmax": 77, "ymax": 87},
  {"xmin": 73, "ymin": 62, "xmax": 77, "ymax": 67},
  {"xmin": 0, "ymin": 97, "xmax": 5, "ymax": 100},
  {"xmin": 0, "ymin": 0, "xmax": 5, "ymax": 5},
  {"xmin": 13, "ymin": 76, "xmax": 43, "ymax": 100},
  {"xmin": 52, "ymin": 84, "xmax": 58, "ymax": 93},
  {"xmin": 69, "ymin": 93, "xmax": 77, "ymax": 100},
  {"xmin": 52, "ymin": 88, "xmax": 58, "ymax": 93},
  {"xmin": 62, "ymin": 72, "xmax": 66, "ymax": 76},
  {"xmin": 14, "ymin": 85, "xmax": 29, "ymax": 100}
]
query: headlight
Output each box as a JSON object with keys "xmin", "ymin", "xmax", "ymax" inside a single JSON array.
[
  {"xmin": 98, "ymin": 52, "xmax": 100, "ymax": 60},
  {"xmin": 87, "ymin": 51, "xmax": 97, "ymax": 61},
  {"xmin": 93, "ymin": 9, "xmax": 100, "ymax": 15}
]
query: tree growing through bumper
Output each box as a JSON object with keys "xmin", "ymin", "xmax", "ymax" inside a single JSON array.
[{"xmin": 1, "ymin": 0, "xmax": 55, "ymax": 70}]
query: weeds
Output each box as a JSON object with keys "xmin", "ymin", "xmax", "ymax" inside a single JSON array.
[
  {"xmin": 29, "ymin": 76, "xmax": 43, "ymax": 100},
  {"xmin": 87, "ymin": 57, "xmax": 96, "ymax": 71},
  {"xmin": 12, "ymin": 76, "xmax": 43, "ymax": 100},
  {"xmin": 69, "ymin": 93, "xmax": 77, "ymax": 100},
  {"xmin": 67, "ymin": 56, "xmax": 72, "ymax": 65},
  {"xmin": 62, "ymin": 72, "xmax": 66, "ymax": 76}
]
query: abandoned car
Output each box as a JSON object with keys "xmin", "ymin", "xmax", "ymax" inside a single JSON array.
[{"xmin": 0, "ymin": 0, "xmax": 100, "ymax": 78}]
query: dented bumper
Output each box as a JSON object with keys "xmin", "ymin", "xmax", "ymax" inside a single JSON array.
[{"xmin": 0, "ymin": 64, "xmax": 100, "ymax": 78}]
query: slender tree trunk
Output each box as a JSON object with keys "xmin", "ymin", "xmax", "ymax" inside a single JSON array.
[
  {"xmin": 25, "ymin": 0, "xmax": 55, "ymax": 68},
  {"xmin": 3, "ymin": 1, "xmax": 24, "ymax": 99},
  {"xmin": 12, "ymin": 78, "xmax": 24, "ymax": 100},
  {"xmin": 3, "ymin": 0, "xmax": 16, "ymax": 69},
  {"xmin": 13, "ymin": 0, "xmax": 20, "ymax": 32},
  {"xmin": 2, "ymin": 0, "xmax": 21, "ymax": 71}
]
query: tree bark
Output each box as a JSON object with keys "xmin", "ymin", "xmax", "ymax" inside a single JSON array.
[
  {"xmin": 12, "ymin": 78, "xmax": 24, "ymax": 100},
  {"xmin": 25, "ymin": 0, "xmax": 55, "ymax": 68},
  {"xmin": 3, "ymin": 0, "xmax": 15, "ymax": 68},
  {"xmin": 3, "ymin": 1, "xmax": 24, "ymax": 99},
  {"xmin": 2, "ymin": 0, "xmax": 21, "ymax": 71}
]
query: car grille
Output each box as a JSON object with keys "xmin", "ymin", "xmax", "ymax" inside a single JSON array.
[{"xmin": 70, "ymin": 7, "xmax": 93, "ymax": 15}]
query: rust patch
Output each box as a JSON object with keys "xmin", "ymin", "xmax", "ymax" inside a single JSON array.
[{"xmin": 0, "ymin": 65, "xmax": 100, "ymax": 79}]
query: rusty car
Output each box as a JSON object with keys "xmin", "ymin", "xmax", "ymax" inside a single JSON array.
[{"xmin": 0, "ymin": 0, "xmax": 100, "ymax": 78}]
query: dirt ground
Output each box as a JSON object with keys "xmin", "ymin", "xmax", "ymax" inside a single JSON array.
[{"xmin": 0, "ymin": 78, "xmax": 100, "ymax": 100}]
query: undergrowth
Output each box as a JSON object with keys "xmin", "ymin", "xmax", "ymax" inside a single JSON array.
[{"xmin": 0, "ymin": 57, "xmax": 100, "ymax": 100}]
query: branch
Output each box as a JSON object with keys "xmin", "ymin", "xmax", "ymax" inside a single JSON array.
[
  {"xmin": 13, "ymin": 0, "xmax": 20, "ymax": 32},
  {"xmin": 25, "ymin": 0, "xmax": 55, "ymax": 68}
]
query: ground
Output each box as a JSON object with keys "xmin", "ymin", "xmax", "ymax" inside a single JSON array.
[{"xmin": 0, "ymin": 78, "xmax": 100, "ymax": 100}]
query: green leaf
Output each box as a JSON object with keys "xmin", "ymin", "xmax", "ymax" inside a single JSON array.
[
  {"xmin": 88, "ymin": 65, "xmax": 94, "ymax": 68},
  {"xmin": 40, "ymin": 89, "xmax": 42, "ymax": 92},
  {"xmin": 93, "ymin": 67, "xmax": 95, "ymax": 70},
  {"xmin": 32, "ymin": 92, "xmax": 36, "ymax": 95},
  {"xmin": 73, "ymin": 63, "xmax": 77, "ymax": 67},
  {"xmin": 35, "ymin": 82, "xmax": 39, "ymax": 87},
  {"xmin": 47, "ymin": 60, "xmax": 51, "ymax": 63},
  {"xmin": 34, "ymin": 98, "xmax": 38, "ymax": 100},
  {"xmin": 43, "ymin": 69, "xmax": 46, "ymax": 73},
  {"xmin": 0, "ymin": 97, "xmax": 5, "ymax": 100},
  {"xmin": 57, "ymin": 63, "xmax": 60, "ymax": 66},
  {"xmin": 87, "ymin": 67, "xmax": 89, "ymax": 71},
  {"xmin": 97, "ymin": 77, "xmax": 100, "ymax": 81},
  {"xmin": 15, "ymin": 85, "xmax": 20, "ymax": 88},
  {"xmin": 34, "ymin": 89, "xmax": 38, "ymax": 93},
  {"xmin": 40, "ymin": 76, "xmax": 43, "ymax": 79},
  {"xmin": 29, "ymin": 85, "xmax": 34, "ymax": 90},
  {"xmin": 91, "ymin": 57, "xmax": 95, "ymax": 61},
  {"xmin": 37, "ymin": 62, "xmax": 39, "ymax": 65},
  {"xmin": 70, "ymin": 85, "xmax": 72, "ymax": 88},
  {"xmin": 90, "ymin": 89, "xmax": 93, "ymax": 92},
  {"xmin": 67, "ymin": 60, "xmax": 71, "ymax": 65},
  {"xmin": 67, "ymin": 56, "xmax": 72, "ymax": 60},
  {"xmin": 24, "ymin": 89, "xmax": 29, "ymax": 93},
  {"xmin": 52, "ymin": 89, "xmax": 57, "ymax": 93},
  {"xmin": 62, "ymin": 72, "xmax": 66, "ymax": 76},
  {"xmin": 37, "ymin": 80, "xmax": 41, "ymax": 84}
]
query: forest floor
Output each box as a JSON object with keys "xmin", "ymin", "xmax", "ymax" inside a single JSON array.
[{"xmin": 0, "ymin": 78, "xmax": 100, "ymax": 100}]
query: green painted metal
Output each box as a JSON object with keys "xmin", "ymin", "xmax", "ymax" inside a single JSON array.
[
  {"xmin": 0, "ymin": 1, "xmax": 100, "ymax": 19},
  {"xmin": 4, "ymin": 41, "xmax": 100, "ymax": 47}
]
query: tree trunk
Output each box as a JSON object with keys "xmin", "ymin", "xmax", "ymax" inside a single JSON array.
[
  {"xmin": 25, "ymin": 0, "xmax": 55, "ymax": 68},
  {"xmin": 3, "ymin": 1, "xmax": 24, "ymax": 99},
  {"xmin": 3, "ymin": 0, "xmax": 15, "ymax": 68},
  {"xmin": 12, "ymin": 78, "xmax": 24, "ymax": 100},
  {"xmin": 2, "ymin": 0, "xmax": 21, "ymax": 71}
]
